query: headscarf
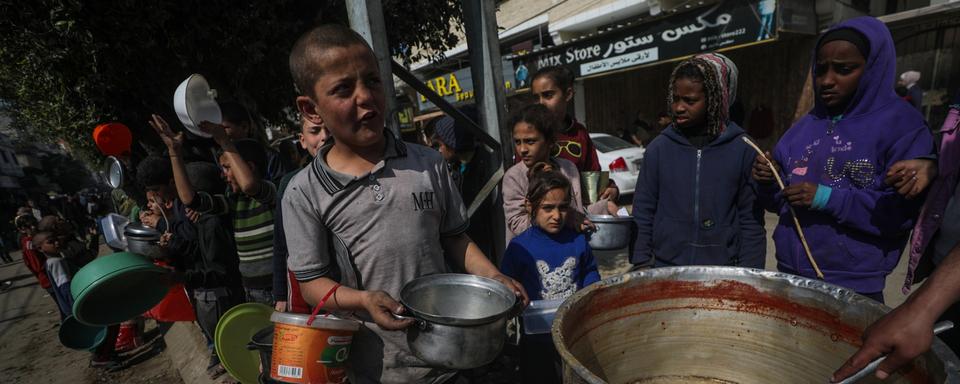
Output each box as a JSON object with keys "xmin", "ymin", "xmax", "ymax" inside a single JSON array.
[
  {"xmin": 667, "ymin": 52, "xmax": 739, "ymax": 136},
  {"xmin": 900, "ymin": 70, "xmax": 921, "ymax": 89}
]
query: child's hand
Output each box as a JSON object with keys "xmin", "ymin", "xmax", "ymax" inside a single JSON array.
[
  {"xmin": 149, "ymin": 114, "xmax": 184, "ymax": 151},
  {"xmin": 489, "ymin": 273, "xmax": 530, "ymax": 307},
  {"xmin": 361, "ymin": 290, "xmax": 414, "ymax": 331},
  {"xmin": 198, "ymin": 121, "xmax": 230, "ymax": 144},
  {"xmin": 579, "ymin": 218, "xmax": 596, "ymax": 233},
  {"xmin": 751, "ymin": 152, "xmax": 780, "ymax": 184},
  {"xmin": 599, "ymin": 184, "xmax": 619, "ymax": 201},
  {"xmin": 158, "ymin": 232, "xmax": 173, "ymax": 248},
  {"xmin": 606, "ymin": 200, "xmax": 619, "ymax": 216},
  {"xmin": 274, "ymin": 301, "xmax": 287, "ymax": 312},
  {"xmin": 885, "ymin": 159, "xmax": 936, "ymax": 199},
  {"xmin": 140, "ymin": 211, "xmax": 159, "ymax": 228},
  {"xmin": 783, "ymin": 182, "xmax": 818, "ymax": 208},
  {"xmin": 185, "ymin": 208, "xmax": 201, "ymax": 224}
]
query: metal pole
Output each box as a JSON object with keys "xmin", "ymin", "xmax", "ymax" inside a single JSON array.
[
  {"xmin": 462, "ymin": 0, "xmax": 511, "ymax": 163},
  {"xmin": 346, "ymin": 0, "xmax": 399, "ymax": 136},
  {"xmin": 462, "ymin": 0, "xmax": 508, "ymax": 262}
]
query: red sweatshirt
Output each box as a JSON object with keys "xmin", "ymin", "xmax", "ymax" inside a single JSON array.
[
  {"xmin": 555, "ymin": 118, "xmax": 602, "ymax": 172},
  {"xmin": 20, "ymin": 235, "xmax": 51, "ymax": 289}
]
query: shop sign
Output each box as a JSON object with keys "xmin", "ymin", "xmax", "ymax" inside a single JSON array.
[
  {"xmin": 416, "ymin": 60, "xmax": 516, "ymax": 111},
  {"xmin": 511, "ymin": 0, "xmax": 778, "ymax": 78}
]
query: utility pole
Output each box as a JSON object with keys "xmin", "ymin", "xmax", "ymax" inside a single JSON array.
[
  {"xmin": 463, "ymin": 0, "xmax": 509, "ymax": 262},
  {"xmin": 346, "ymin": 0, "xmax": 399, "ymax": 136}
]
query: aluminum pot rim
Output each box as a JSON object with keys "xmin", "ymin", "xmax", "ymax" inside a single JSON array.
[
  {"xmin": 400, "ymin": 273, "xmax": 520, "ymax": 326},
  {"xmin": 586, "ymin": 214, "xmax": 633, "ymax": 223},
  {"xmin": 551, "ymin": 266, "xmax": 960, "ymax": 384}
]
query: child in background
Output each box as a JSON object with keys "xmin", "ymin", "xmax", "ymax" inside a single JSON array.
[
  {"xmin": 282, "ymin": 24, "xmax": 526, "ymax": 383},
  {"xmin": 272, "ymin": 118, "xmax": 327, "ymax": 313},
  {"xmin": 153, "ymin": 113, "xmax": 278, "ymax": 307},
  {"xmin": 16, "ymin": 215, "xmax": 58, "ymax": 313},
  {"xmin": 531, "ymin": 66, "xmax": 618, "ymax": 201},
  {"xmin": 501, "ymin": 165, "xmax": 599, "ymax": 384},
  {"xmin": 219, "ymin": 101, "xmax": 288, "ymax": 184},
  {"xmin": 503, "ymin": 103, "xmax": 615, "ymax": 243},
  {"xmin": 430, "ymin": 110, "xmax": 498, "ymax": 258},
  {"xmin": 753, "ymin": 17, "xmax": 932, "ymax": 302},
  {"xmin": 35, "ymin": 231, "xmax": 72, "ymax": 320},
  {"xmin": 631, "ymin": 53, "xmax": 765, "ymax": 269}
]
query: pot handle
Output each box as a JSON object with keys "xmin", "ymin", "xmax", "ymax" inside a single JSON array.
[
  {"xmin": 506, "ymin": 297, "xmax": 525, "ymax": 318},
  {"xmin": 391, "ymin": 313, "xmax": 429, "ymax": 330}
]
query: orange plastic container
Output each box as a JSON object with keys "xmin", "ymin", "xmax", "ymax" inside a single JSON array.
[{"xmin": 269, "ymin": 312, "xmax": 360, "ymax": 384}]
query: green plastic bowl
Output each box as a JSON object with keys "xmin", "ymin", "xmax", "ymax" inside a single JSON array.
[
  {"xmin": 59, "ymin": 315, "xmax": 107, "ymax": 351},
  {"xmin": 214, "ymin": 303, "xmax": 273, "ymax": 384},
  {"xmin": 70, "ymin": 251, "xmax": 171, "ymax": 326}
]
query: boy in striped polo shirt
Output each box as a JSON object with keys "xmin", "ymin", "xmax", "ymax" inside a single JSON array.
[
  {"xmin": 220, "ymin": 138, "xmax": 277, "ymax": 305},
  {"xmin": 158, "ymin": 117, "xmax": 278, "ymax": 306}
]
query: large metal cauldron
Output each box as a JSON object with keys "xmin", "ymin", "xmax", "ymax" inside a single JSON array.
[{"xmin": 553, "ymin": 267, "xmax": 960, "ymax": 384}]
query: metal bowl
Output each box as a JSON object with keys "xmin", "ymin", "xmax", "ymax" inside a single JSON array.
[
  {"xmin": 400, "ymin": 274, "xmax": 519, "ymax": 326},
  {"xmin": 586, "ymin": 214, "xmax": 633, "ymax": 250},
  {"xmin": 554, "ymin": 266, "xmax": 960, "ymax": 384}
]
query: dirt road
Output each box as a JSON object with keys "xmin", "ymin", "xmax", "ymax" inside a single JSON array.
[{"xmin": 0, "ymin": 250, "xmax": 182, "ymax": 384}]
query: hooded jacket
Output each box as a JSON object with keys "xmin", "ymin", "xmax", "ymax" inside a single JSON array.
[
  {"xmin": 760, "ymin": 17, "xmax": 933, "ymax": 294},
  {"xmin": 631, "ymin": 122, "xmax": 765, "ymax": 268}
]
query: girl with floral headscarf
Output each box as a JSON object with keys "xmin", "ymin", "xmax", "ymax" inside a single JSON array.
[{"xmin": 630, "ymin": 53, "xmax": 766, "ymax": 268}]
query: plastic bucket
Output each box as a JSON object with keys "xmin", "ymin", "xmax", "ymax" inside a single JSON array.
[{"xmin": 269, "ymin": 312, "xmax": 360, "ymax": 384}]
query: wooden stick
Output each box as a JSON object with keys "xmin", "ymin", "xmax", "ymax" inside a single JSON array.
[{"xmin": 742, "ymin": 136, "xmax": 824, "ymax": 279}]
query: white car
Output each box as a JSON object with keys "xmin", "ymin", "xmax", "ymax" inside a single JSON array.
[{"xmin": 589, "ymin": 133, "xmax": 644, "ymax": 196}]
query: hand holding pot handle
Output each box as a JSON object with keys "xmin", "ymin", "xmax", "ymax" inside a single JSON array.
[
  {"xmin": 362, "ymin": 290, "xmax": 414, "ymax": 331},
  {"xmin": 488, "ymin": 273, "xmax": 530, "ymax": 308}
]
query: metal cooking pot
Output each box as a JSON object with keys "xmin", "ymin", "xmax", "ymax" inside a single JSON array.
[
  {"xmin": 554, "ymin": 267, "xmax": 960, "ymax": 384},
  {"xmin": 124, "ymin": 223, "xmax": 165, "ymax": 260},
  {"xmin": 586, "ymin": 214, "xmax": 633, "ymax": 250},
  {"xmin": 396, "ymin": 274, "xmax": 522, "ymax": 369}
]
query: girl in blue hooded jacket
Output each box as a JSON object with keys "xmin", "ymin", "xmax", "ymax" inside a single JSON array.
[
  {"xmin": 753, "ymin": 17, "xmax": 933, "ymax": 302},
  {"xmin": 631, "ymin": 53, "xmax": 766, "ymax": 268}
]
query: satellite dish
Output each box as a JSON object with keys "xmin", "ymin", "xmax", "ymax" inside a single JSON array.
[{"xmin": 106, "ymin": 156, "xmax": 124, "ymax": 189}]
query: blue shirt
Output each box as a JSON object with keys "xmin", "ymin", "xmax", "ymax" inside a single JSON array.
[{"xmin": 501, "ymin": 226, "xmax": 600, "ymax": 301}]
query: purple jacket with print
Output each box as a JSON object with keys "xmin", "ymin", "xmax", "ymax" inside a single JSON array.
[
  {"xmin": 903, "ymin": 105, "xmax": 960, "ymax": 293},
  {"xmin": 759, "ymin": 17, "xmax": 933, "ymax": 294}
]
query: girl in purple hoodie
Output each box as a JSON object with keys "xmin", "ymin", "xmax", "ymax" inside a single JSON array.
[{"xmin": 753, "ymin": 16, "xmax": 933, "ymax": 302}]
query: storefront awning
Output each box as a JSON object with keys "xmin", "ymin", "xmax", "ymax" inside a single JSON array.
[{"xmin": 507, "ymin": 0, "xmax": 792, "ymax": 80}]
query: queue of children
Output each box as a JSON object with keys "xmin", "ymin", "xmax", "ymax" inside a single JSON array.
[{"xmin": 22, "ymin": 13, "xmax": 950, "ymax": 384}]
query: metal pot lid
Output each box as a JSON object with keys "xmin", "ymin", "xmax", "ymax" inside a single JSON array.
[
  {"xmin": 123, "ymin": 223, "xmax": 161, "ymax": 239},
  {"xmin": 400, "ymin": 274, "xmax": 519, "ymax": 326},
  {"xmin": 106, "ymin": 156, "xmax": 124, "ymax": 189}
]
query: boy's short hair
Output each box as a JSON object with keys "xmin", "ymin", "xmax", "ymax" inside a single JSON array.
[
  {"xmin": 531, "ymin": 66, "xmax": 574, "ymax": 92},
  {"xmin": 289, "ymin": 24, "xmax": 374, "ymax": 97},
  {"xmin": 32, "ymin": 231, "xmax": 53, "ymax": 248},
  {"xmin": 508, "ymin": 103, "xmax": 557, "ymax": 144},
  {"xmin": 37, "ymin": 215, "xmax": 61, "ymax": 233},
  {"xmin": 219, "ymin": 101, "xmax": 252, "ymax": 127},
  {"xmin": 219, "ymin": 139, "xmax": 268, "ymax": 178},
  {"xmin": 186, "ymin": 162, "xmax": 227, "ymax": 194},
  {"xmin": 15, "ymin": 214, "xmax": 37, "ymax": 230},
  {"xmin": 136, "ymin": 155, "xmax": 174, "ymax": 188}
]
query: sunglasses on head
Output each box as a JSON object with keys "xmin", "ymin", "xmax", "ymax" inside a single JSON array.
[{"xmin": 553, "ymin": 141, "xmax": 582, "ymax": 158}]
